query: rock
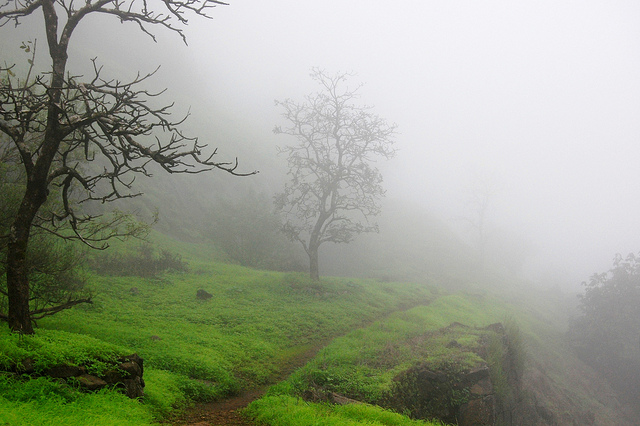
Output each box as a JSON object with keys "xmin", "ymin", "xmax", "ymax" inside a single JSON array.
[
  {"xmin": 44, "ymin": 365, "xmax": 86, "ymax": 378},
  {"xmin": 196, "ymin": 289, "xmax": 213, "ymax": 300},
  {"xmin": 122, "ymin": 376, "xmax": 144, "ymax": 399},
  {"xmin": 329, "ymin": 392, "xmax": 362, "ymax": 405},
  {"xmin": 303, "ymin": 386, "xmax": 329, "ymax": 402},
  {"xmin": 414, "ymin": 366, "xmax": 448, "ymax": 383},
  {"xmin": 469, "ymin": 377, "xmax": 493, "ymax": 396},
  {"xmin": 464, "ymin": 366, "xmax": 490, "ymax": 383},
  {"xmin": 76, "ymin": 374, "xmax": 107, "ymax": 391},
  {"xmin": 485, "ymin": 322, "xmax": 505, "ymax": 334},
  {"xmin": 103, "ymin": 368, "xmax": 124, "ymax": 384},
  {"xmin": 446, "ymin": 339, "xmax": 462, "ymax": 349},
  {"xmin": 17, "ymin": 358, "xmax": 35, "ymax": 374},
  {"xmin": 1, "ymin": 353, "xmax": 145, "ymax": 399},
  {"xmin": 458, "ymin": 395, "xmax": 496, "ymax": 426},
  {"xmin": 119, "ymin": 361, "xmax": 142, "ymax": 377}
]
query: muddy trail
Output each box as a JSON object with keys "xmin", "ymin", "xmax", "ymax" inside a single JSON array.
[
  {"xmin": 170, "ymin": 343, "xmax": 326, "ymax": 426},
  {"xmin": 168, "ymin": 301, "xmax": 429, "ymax": 425}
]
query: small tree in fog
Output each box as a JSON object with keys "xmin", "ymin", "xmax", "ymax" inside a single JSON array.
[
  {"xmin": 572, "ymin": 253, "xmax": 640, "ymax": 361},
  {"xmin": 461, "ymin": 173, "xmax": 499, "ymax": 268},
  {"xmin": 0, "ymin": 0, "xmax": 253, "ymax": 334},
  {"xmin": 569, "ymin": 253, "xmax": 640, "ymax": 408},
  {"xmin": 274, "ymin": 69, "xmax": 396, "ymax": 280}
]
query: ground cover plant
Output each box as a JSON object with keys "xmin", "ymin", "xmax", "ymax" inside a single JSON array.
[
  {"xmin": 0, "ymin": 327, "xmax": 155, "ymax": 425},
  {"xmin": 244, "ymin": 395, "xmax": 445, "ymax": 426},
  {"xmin": 0, "ymin": 236, "xmax": 433, "ymax": 424},
  {"xmin": 248, "ymin": 293, "xmax": 517, "ymax": 424},
  {"xmin": 1, "ymin": 233, "xmax": 631, "ymax": 425}
]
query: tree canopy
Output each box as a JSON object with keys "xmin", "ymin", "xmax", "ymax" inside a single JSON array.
[{"xmin": 569, "ymin": 253, "xmax": 640, "ymax": 411}]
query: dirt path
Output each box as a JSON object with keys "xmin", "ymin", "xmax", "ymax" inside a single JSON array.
[
  {"xmin": 170, "ymin": 343, "xmax": 326, "ymax": 426},
  {"xmin": 169, "ymin": 301, "xmax": 431, "ymax": 425}
]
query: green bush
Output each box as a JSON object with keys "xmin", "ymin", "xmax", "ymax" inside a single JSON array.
[{"xmin": 91, "ymin": 243, "xmax": 187, "ymax": 277}]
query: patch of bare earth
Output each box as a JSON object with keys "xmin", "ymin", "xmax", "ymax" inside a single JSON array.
[{"xmin": 169, "ymin": 344, "xmax": 325, "ymax": 426}]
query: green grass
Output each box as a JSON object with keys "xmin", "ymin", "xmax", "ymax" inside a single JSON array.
[
  {"xmin": 1, "ymin": 232, "xmax": 622, "ymax": 425},
  {"xmin": 0, "ymin": 374, "xmax": 155, "ymax": 426},
  {"xmin": 288, "ymin": 293, "xmax": 508, "ymax": 398},
  {"xmin": 246, "ymin": 293, "xmax": 513, "ymax": 424},
  {"xmin": 245, "ymin": 395, "xmax": 445, "ymax": 426},
  {"xmin": 0, "ymin": 246, "xmax": 432, "ymax": 424},
  {"xmin": 0, "ymin": 327, "xmax": 128, "ymax": 374},
  {"xmin": 42, "ymin": 265, "xmax": 433, "ymax": 390}
]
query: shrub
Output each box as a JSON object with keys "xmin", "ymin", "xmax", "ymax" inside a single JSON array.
[{"xmin": 91, "ymin": 243, "xmax": 187, "ymax": 277}]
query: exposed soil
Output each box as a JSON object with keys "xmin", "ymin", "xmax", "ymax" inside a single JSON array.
[
  {"xmin": 169, "ymin": 303, "xmax": 431, "ymax": 425},
  {"xmin": 170, "ymin": 343, "xmax": 326, "ymax": 426}
]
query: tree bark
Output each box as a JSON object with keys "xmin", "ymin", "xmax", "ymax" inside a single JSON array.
[
  {"xmin": 6, "ymin": 237, "xmax": 32, "ymax": 333},
  {"xmin": 7, "ymin": 202, "xmax": 38, "ymax": 334},
  {"xmin": 307, "ymin": 215, "xmax": 326, "ymax": 281},
  {"xmin": 308, "ymin": 245, "xmax": 320, "ymax": 281}
]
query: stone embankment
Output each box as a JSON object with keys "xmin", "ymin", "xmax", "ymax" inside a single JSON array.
[{"xmin": 3, "ymin": 354, "xmax": 145, "ymax": 399}]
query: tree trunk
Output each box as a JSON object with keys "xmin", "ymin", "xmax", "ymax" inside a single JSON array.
[
  {"xmin": 308, "ymin": 245, "xmax": 320, "ymax": 281},
  {"xmin": 5, "ymin": 2, "xmax": 68, "ymax": 334},
  {"xmin": 6, "ymin": 171, "xmax": 51, "ymax": 334},
  {"xmin": 7, "ymin": 216, "xmax": 35, "ymax": 334}
]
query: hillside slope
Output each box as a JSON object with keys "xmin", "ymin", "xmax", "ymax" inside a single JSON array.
[{"xmin": 0, "ymin": 234, "xmax": 634, "ymax": 425}]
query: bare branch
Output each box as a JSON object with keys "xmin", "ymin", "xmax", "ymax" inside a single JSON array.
[{"xmin": 29, "ymin": 297, "xmax": 93, "ymax": 320}]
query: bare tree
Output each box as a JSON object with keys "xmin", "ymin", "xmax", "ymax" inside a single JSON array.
[
  {"xmin": 460, "ymin": 172, "xmax": 500, "ymax": 268},
  {"xmin": 0, "ymin": 0, "xmax": 254, "ymax": 334},
  {"xmin": 274, "ymin": 69, "xmax": 396, "ymax": 280}
]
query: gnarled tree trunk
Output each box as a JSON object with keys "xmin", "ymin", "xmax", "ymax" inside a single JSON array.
[{"xmin": 7, "ymin": 184, "xmax": 48, "ymax": 334}]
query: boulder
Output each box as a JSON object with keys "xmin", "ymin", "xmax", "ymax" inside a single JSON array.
[
  {"xmin": 76, "ymin": 374, "xmax": 107, "ymax": 391},
  {"xmin": 196, "ymin": 289, "xmax": 213, "ymax": 300}
]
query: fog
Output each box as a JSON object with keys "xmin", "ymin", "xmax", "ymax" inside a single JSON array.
[{"xmin": 3, "ymin": 0, "xmax": 640, "ymax": 288}]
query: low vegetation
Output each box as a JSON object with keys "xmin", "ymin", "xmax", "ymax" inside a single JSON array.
[
  {"xmin": 1, "ymin": 236, "xmax": 436, "ymax": 424},
  {"xmin": 0, "ymin": 329, "xmax": 153, "ymax": 426},
  {"xmin": 0, "ymin": 235, "xmax": 632, "ymax": 425},
  {"xmin": 245, "ymin": 395, "xmax": 444, "ymax": 426},
  {"xmin": 250, "ymin": 293, "xmax": 518, "ymax": 424}
]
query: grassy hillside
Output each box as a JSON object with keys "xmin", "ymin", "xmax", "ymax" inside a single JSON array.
[
  {"xmin": 1, "ymin": 236, "xmax": 437, "ymax": 425},
  {"xmin": 0, "ymin": 233, "xmax": 633, "ymax": 425}
]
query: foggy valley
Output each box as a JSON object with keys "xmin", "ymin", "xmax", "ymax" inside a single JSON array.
[{"xmin": 2, "ymin": 1, "xmax": 640, "ymax": 425}]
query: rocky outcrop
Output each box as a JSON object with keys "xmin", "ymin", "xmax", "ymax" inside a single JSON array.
[
  {"xmin": 4, "ymin": 354, "xmax": 145, "ymax": 399},
  {"xmin": 385, "ymin": 363, "xmax": 496, "ymax": 425},
  {"xmin": 457, "ymin": 367, "xmax": 496, "ymax": 426},
  {"xmin": 382, "ymin": 322, "xmax": 523, "ymax": 425},
  {"xmin": 298, "ymin": 321, "xmax": 526, "ymax": 425}
]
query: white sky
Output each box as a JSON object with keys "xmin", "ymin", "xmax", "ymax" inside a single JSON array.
[{"xmin": 3, "ymin": 0, "xmax": 640, "ymax": 286}]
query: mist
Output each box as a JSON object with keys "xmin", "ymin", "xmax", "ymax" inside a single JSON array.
[{"xmin": 3, "ymin": 0, "xmax": 640, "ymax": 289}]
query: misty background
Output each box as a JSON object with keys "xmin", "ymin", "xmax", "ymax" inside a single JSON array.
[{"xmin": 3, "ymin": 0, "xmax": 640, "ymax": 289}]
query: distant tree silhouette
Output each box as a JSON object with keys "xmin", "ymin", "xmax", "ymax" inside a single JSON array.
[{"xmin": 274, "ymin": 69, "xmax": 396, "ymax": 280}]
